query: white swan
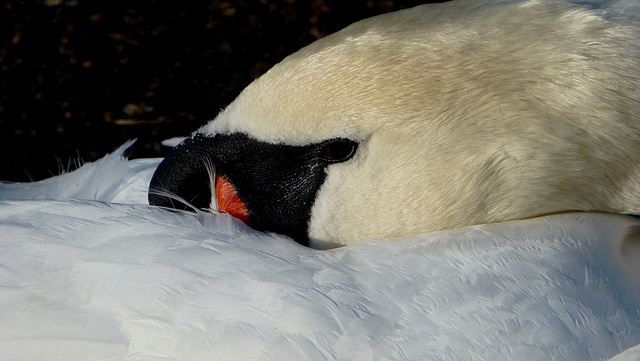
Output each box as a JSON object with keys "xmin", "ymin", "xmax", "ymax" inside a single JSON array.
[{"xmin": 2, "ymin": 0, "xmax": 640, "ymax": 359}]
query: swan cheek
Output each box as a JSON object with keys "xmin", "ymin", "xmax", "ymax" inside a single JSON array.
[
  {"xmin": 307, "ymin": 160, "xmax": 365, "ymax": 249},
  {"xmin": 307, "ymin": 178, "xmax": 344, "ymax": 249}
]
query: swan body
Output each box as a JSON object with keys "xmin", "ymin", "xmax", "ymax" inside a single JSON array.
[{"xmin": 2, "ymin": 145, "xmax": 640, "ymax": 360}]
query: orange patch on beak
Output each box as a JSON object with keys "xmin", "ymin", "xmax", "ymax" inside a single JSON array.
[{"xmin": 215, "ymin": 175, "xmax": 252, "ymax": 226}]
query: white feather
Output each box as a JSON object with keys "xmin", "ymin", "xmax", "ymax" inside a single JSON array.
[
  {"xmin": 161, "ymin": 137, "xmax": 187, "ymax": 148},
  {"xmin": 1, "ymin": 145, "xmax": 639, "ymax": 361},
  {"xmin": 0, "ymin": 141, "xmax": 160, "ymax": 204}
]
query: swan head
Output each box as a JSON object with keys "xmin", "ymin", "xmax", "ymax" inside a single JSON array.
[{"xmin": 149, "ymin": 1, "xmax": 640, "ymax": 248}]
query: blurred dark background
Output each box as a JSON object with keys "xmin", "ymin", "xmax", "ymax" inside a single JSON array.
[{"xmin": 1, "ymin": 0, "xmax": 444, "ymax": 182}]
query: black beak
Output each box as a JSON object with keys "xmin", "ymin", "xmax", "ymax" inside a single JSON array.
[{"xmin": 148, "ymin": 135, "xmax": 217, "ymax": 211}]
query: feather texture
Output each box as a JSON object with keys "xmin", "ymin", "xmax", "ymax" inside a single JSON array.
[{"xmin": 1, "ymin": 145, "xmax": 639, "ymax": 360}]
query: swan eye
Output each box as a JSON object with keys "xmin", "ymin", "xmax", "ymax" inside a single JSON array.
[{"xmin": 319, "ymin": 139, "xmax": 358, "ymax": 164}]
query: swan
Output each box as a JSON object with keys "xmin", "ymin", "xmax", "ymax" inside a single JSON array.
[{"xmin": 2, "ymin": 0, "xmax": 640, "ymax": 359}]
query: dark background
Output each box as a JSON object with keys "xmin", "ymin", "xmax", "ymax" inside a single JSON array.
[{"xmin": 1, "ymin": 0, "xmax": 444, "ymax": 182}]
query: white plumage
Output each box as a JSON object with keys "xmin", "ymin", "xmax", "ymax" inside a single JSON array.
[
  {"xmin": 1, "ymin": 145, "xmax": 640, "ymax": 360},
  {"xmin": 0, "ymin": 141, "xmax": 158, "ymax": 205}
]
